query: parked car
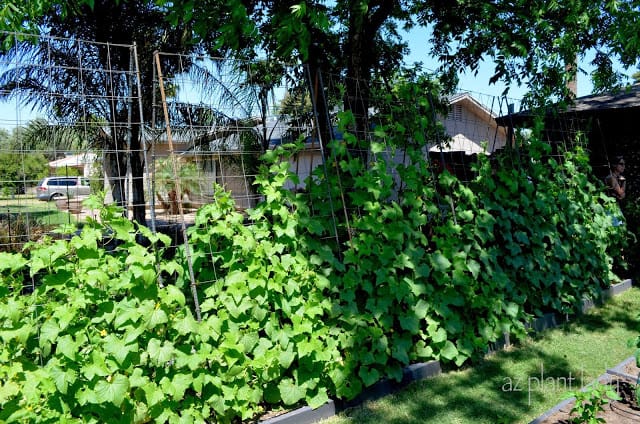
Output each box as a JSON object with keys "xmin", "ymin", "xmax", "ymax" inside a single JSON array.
[{"xmin": 36, "ymin": 176, "xmax": 91, "ymax": 201}]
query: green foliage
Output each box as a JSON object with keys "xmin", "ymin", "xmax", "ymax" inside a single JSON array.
[
  {"xmin": 0, "ymin": 200, "xmax": 188, "ymax": 422},
  {"xmin": 565, "ymin": 381, "xmax": 620, "ymax": 424},
  {"xmin": 0, "ymin": 1, "xmax": 68, "ymax": 35},
  {"xmin": 154, "ymin": 158, "xmax": 201, "ymax": 196},
  {"xmin": 470, "ymin": 139, "xmax": 620, "ymax": 317},
  {"xmin": 89, "ymin": 160, "xmax": 104, "ymax": 194},
  {"xmin": 627, "ymin": 333, "xmax": 640, "ymax": 407},
  {"xmin": 186, "ymin": 147, "xmax": 338, "ymax": 411},
  {"xmin": 163, "ymin": 0, "xmax": 638, "ymax": 112},
  {"xmin": 426, "ymin": 0, "xmax": 638, "ymax": 102},
  {"xmin": 53, "ymin": 166, "xmax": 81, "ymax": 177},
  {"xmin": 3, "ymin": 119, "xmax": 88, "ymax": 159},
  {"xmin": 0, "ymin": 152, "xmax": 48, "ymax": 191},
  {"xmin": 0, "ymin": 78, "xmax": 627, "ymax": 421}
]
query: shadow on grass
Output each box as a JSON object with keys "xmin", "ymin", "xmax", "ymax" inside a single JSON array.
[
  {"xmin": 579, "ymin": 292, "xmax": 640, "ymax": 334},
  {"xmin": 551, "ymin": 288, "xmax": 640, "ymax": 336},
  {"xmin": 338, "ymin": 346, "xmax": 576, "ymax": 424},
  {"xmin": 336, "ymin": 342, "xmax": 584, "ymax": 424}
]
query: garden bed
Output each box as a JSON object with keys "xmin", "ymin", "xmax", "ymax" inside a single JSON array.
[
  {"xmin": 531, "ymin": 357, "xmax": 640, "ymax": 423},
  {"xmin": 55, "ymin": 196, "xmax": 87, "ymax": 214}
]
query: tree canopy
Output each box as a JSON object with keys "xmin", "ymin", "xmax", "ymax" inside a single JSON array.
[
  {"xmin": 2, "ymin": 0, "xmax": 640, "ymax": 213},
  {"xmin": 4, "ymin": 1, "xmax": 639, "ymax": 99},
  {"xmin": 158, "ymin": 0, "xmax": 639, "ymax": 103}
]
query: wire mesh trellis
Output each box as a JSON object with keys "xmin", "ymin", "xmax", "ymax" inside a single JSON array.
[
  {"xmin": 0, "ymin": 30, "xmax": 563, "ymax": 261},
  {"xmin": 0, "ymin": 31, "xmax": 146, "ymax": 252},
  {"xmin": 149, "ymin": 52, "xmax": 345, "ymax": 314},
  {"xmin": 4, "ymin": 29, "xmax": 630, "ymax": 334},
  {"xmin": 149, "ymin": 53, "xmax": 307, "ymax": 219},
  {"xmin": 0, "ymin": 34, "xmax": 528, "ymax": 252}
]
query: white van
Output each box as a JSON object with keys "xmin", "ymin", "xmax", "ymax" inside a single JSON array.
[{"xmin": 36, "ymin": 176, "xmax": 91, "ymax": 201}]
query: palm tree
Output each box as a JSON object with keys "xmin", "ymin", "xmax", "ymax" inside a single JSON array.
[
  {"xmin": 0, "ymin": 0, "xmax": 195, "ymax": 224},
  {"xmin": 7, "ymin": 118, "xmax": 87, "ymax": 160},
  {"xmin": 149, "ymin": 54, "xmax": 292, "ymax": 212}
]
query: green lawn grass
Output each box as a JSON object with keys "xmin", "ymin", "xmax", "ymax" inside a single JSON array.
[
  {"xmin": 0, "ymin": 195, "xmax": 75, "ymax": 226},
  {"xmin": 323, "ymin": 287, "xmax": 640, "ymax": 424}
]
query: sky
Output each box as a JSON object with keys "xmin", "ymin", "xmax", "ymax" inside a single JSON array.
[{"xmin": 401, "ymin": 27, "xmax": 622, "ymax": 106}]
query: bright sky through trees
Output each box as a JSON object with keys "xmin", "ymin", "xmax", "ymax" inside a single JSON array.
[{"xmin": 402, "ymin": 27, "xmax": 632, "ymax": 102}]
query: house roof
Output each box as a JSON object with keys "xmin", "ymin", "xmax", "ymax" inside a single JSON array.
[
  {"xmin": 48, "ymin": 153, "xmax": 97, "ymax": 168},
  {"xmin": 562, "ymin": 84, "xmax": 640, "ymax": 113},
  {"xmin": 430, "ymin": 92, "xmax": 503, "ymax": 155},
  {"xmin": 496, "ymin": 84, "xmax": 640, "ymax": 126},
  {"xmin": 448, "ymin": 92, "xmax": 498, "ymax": 119}
]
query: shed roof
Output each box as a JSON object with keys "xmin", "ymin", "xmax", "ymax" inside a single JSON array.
[
  {"xmin": 561, "ymin": 84, "xmax": 640, "ymax": 113},
  {"xmin": 496, "ymin": 84, "xmax": 640, "ymax": 126}
]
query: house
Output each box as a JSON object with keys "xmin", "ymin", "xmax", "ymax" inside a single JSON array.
[
  {"xmin": 48, "ymin": 153, "xmax": 97, "ymax": 177},
  {"xmin": 148, "ymin": 123, "xmax": 265, "ymax": 212},
  {"xmin": 432, "ymin": 92, "xmax": 509, "ymax": 156},
  {"xmin": 272, "ymin": 92, "xmax": 509, "ymax": 188},
  {"xmin": 263, "ymin": 116, "xmax": 334, "ymax": 192},
  {"xmin": 147, "ymin": 91, "xmax": 512, "ymax": 210}
]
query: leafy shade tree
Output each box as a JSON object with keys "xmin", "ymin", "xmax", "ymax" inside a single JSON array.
[
  {"xmin": 0, "ymin": 119, "xmax": 77, "ymax": 193},
  {"xmin": 0, "ymin": 0, "xmax": 196, "ymax": 224},
  {"xmin": 423, "ymin": 0, "xmax": 640, "ymax": 101},
  {"xmin": 162, "ymin": 0, "xmax": 405, "ymax": 157},
  {"xmin": 0, "ymin": 1, "xmax": 86, "ymax": 38},
  {"xmin": 0, "ymin": 151, "xmax": 48, "ymax": 193},
  {"xmin": 5, "ymin": 1, "xmax": 640, "ymax": 215},
  {"xmin": 161, "ymin": 0, "xmax": 640, "ymax": 147}
]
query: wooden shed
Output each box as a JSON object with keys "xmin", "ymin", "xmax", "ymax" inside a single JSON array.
[{"xmin": 495, "ymin": 84, "xmax": 640, "ymax": 199}]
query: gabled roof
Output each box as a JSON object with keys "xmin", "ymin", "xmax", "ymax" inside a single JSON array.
[
  {"xmin": 48, "ymin": 153, "xmax": 97, "ymax": 168},
  {"xmin": 448, "ymin": 92, "xmax": 498, "ymax": 120}
]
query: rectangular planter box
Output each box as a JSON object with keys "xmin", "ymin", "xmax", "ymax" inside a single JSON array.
[{"xmin": 262, "ymin": 280, "xmax": 633, "ymax": 424}]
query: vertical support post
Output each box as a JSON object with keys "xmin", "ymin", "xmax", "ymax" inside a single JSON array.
[
  {"xmin": 427, "ymin": 91, "xmax": 457, "ymax": 226},
  {"xmin": 305, "ymin": 66, "xmax": 346, "ymax": 250},
  {"xmin": 154, "ymin": 51, "xmax": 202, "ymax": 321},
  {"xmin": 7, "ymin": 209, "xmax": 12, "ymax": 250},
  {"xmin": 131, "ymin": 43, "xmax": 156, "ymax": 233}
]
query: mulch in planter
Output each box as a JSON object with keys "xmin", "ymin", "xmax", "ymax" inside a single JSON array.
[{"xmin": 535, "ymin": 378, "xmax": 640, "ymax": 424}]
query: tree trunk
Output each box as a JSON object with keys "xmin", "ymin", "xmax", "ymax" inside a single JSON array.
[
  {"xmin": 344, "ymin": 0, "xmax": 395, "ymax": 163},
  {"xmin": 103, "ymin": 125, "xmax": 146, "ymax": 226},
  {"xmin": 129, "ymin": 124, "xmax": 147, "ymax": 225},
  {"xmin": 307, "ymin": 62, "xmax": 333, "ymax": 155},
  {"xmin": 345, "ymin": 3, "xmax": 375, "ymax": 164},
  {"xmin": 104, "ymin": 149, "xmax": 127, "ymax": 210}
]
